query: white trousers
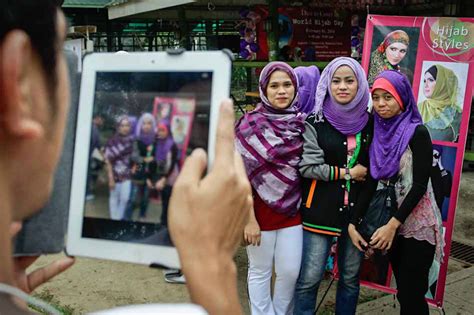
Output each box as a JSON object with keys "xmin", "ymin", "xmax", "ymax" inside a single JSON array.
[
  {"xmin": 109, "ymin": 180, "xmax": 131, "ymax": 220},
  {"xmin": 247, "ymin": 224, "xmax": 303, "ymax": 315}
]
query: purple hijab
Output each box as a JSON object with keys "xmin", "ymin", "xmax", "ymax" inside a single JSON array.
[
  {"xmin": 155, "ymin": 122, "xmax": 175, "ymax": 162},
  {"xmin": 235, "ymin": 62, "xmax": 305, "ymax": 217},
  {"xmin": 135, "ymin": 113, "xmax": 156, "ymax": 146},
  {"xmin": 105, "ymin": 115, "xmax": 135, "ymax": 161},
  {"xmin": 314, "ymin": 57, "xmax": 370, "ymax": 135},
  {"xmin": 104, "ymin": 115, "xmax": 134, "ymax": 181},
  {"xmin": 370, "ymin": 70, "xmax": 423, "ymax": 179},
  {"xmin": 294, "ymin": 65, "xmax": 320, "ymax": 115}
]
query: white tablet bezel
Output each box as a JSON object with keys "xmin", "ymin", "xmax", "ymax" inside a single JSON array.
[{"xmin": 66, "ymin": 51, "xmax": 232, "ymax": 269}]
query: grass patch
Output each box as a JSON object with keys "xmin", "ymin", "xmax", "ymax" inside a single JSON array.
[
  {"xmin": 358, "ymin": 292, "xmax": 387, "ymax": 304},
  {"xmin": 30, "ymin": 289, "xmax": 76, "ymax": 315},
  {"xmin": 318, "ymin": 307, "xmax": 335, "ymax": 315}
]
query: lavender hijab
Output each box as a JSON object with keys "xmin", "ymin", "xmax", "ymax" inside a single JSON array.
[
  {"xmin": 294, "ymin": 65, "xmax": 320, "ymax": 115},
  {"xmin": 135, "ymin": 113, "xmax": 156, "ymax": 146},
  {"xmin": 370, "ymin": 70, "xmax": 423, "ymax": 179},
  {"xmin": 314, "ymin": 57, "xmax": 370, "ymax": 135},
  {"xmin": 235, "ymin": 62, "xmax": 305, "ymax": 216}
]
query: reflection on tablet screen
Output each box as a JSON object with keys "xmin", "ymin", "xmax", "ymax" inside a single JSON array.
[{"xmin": 82, "ymin": 71, "xmax": 212, "ymax": 246}]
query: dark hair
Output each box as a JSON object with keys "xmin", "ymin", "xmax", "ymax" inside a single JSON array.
[
  {"xmin": 426, "ymin": 65, "xmax": 438, "ymax": 80},
  {"xmin": 0, "ymin": 0, "xmax": 63, "ymax": 98},
  {"xmin": 303, "ymin": 46, "xmax": 316, "ymax": 62},
  {"xmin": 280, "ymin": 45, "xmax": 293, "ymax": 62}
]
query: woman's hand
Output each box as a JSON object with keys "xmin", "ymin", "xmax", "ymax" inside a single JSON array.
[
  {"xmin": 244, "ymin": 219, "xmax": 261, "ymax": 246},
  {"xmin": 108, "ymin": 177, "xmax": 115, "ymax": 190},
  {"xmin": 348, "ymin": 223, "xmax": 367, "ymax": 252},
  {"xmin": 350, "ymin": 164, "xmax": 367, "ymax": 181},
  {"xmin": 131, "ymin": 164, "xmax": 137, "ymax": 175},
  {"xmin": 146, "ymin": 179, "xmax": 153, "ymax": 189},
  {"xmin": 370, "ymin": 218, "xmax": 401, "ymax": 250},
  {"xmin": 106, "ymin": 160, "xmax": 115, "ymax": 190},
  {"xmin": 155, "ymin": 177, "xmax": 166, "ymax": 191}
]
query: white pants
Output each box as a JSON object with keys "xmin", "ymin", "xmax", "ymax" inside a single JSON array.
[
  {"xmin": 247, "ymin": 224, "xmax": 303, "ymax": 315},
  {"xmin": 109, "ymin": 180, "xmax": 131, "ymax": 220}
]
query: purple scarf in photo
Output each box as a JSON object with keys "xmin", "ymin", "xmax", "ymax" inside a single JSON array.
[
  {"xmin": 155, "ymin": 122, "xmax": 175, "ymax": 162},
  {"xmin": 135, "ymin": 113, "xmax": 156, "ymax": 146},
  {"xmin": 370, "ymin": 70, "xmax": 423, "ymax": 180},
  {"xmin": 235, "ymin": 62, "xmax": 305, "ymax": 217},
  {"xmin": 314, "ymin": 57, "xmax": 370, "ymax": 135},
  {"xmin": 294, "ymin": 65, "xmax": 320, "ymax": 115},
  {"xmin": 104, "ymin": 115, "xmax": 134, "ymax": 182}
]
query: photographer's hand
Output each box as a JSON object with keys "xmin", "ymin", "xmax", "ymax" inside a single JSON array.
[
  {"xmin": 169, "ymin": 99, "xmax": 251, "ymax": 315},
  {"xmin": 9, "ymin": 222, "xmax": 75, "ymax": 295}
]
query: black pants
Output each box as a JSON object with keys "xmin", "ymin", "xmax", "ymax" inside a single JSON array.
[{"xmin": 389, "ymin": 236, "xmax": 435, "ymax": 315}]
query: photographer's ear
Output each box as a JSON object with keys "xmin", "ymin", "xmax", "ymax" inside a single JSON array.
[{"xmin": 0, "ymin": 30, "xmax": 43, "ymax": 140}]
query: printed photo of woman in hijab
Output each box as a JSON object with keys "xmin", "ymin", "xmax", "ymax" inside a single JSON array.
[
  {"xmin": 417, "ymin": 62, "xmax": 468, "ymax": 143},
  {"xmin": 431, "ymin": 144, "xmax": 456, "ymax": 221},
  {"xmin": 368, "ymin": 27, "xmax": 420, "ymax": 86},
  {"xmin": 155, "ymin": 102, "xmax": 172, "ymax": 126}
]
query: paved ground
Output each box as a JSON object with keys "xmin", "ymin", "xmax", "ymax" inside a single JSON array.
[
  {"xmin": 357, "ymin": 265, "xmax": 474, "ymax": 314},
  {"xmin": 85, "ymin": 182, "xmax": 163, "ymax": 223}
]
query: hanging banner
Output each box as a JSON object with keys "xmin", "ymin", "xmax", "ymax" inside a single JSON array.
[
  {"xmin": 358, "ymin": 14, "xmax": 474, "ymax": 308},
  {"xmin": 254, "ymin": 6, "xmax": 351, "ymax": 61},
  {"xmin": 152, "ymin": 96, "xmax": 195, "ymax": 166}
]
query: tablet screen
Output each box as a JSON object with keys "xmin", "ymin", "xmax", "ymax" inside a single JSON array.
[{"xmin": 82, "ymin": 71, "xmax": 212, "ymax": 246}]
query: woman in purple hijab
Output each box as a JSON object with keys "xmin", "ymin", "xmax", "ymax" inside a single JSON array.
[
  {"xmin": 294, "ymin": 57, "xmax": 376, "ymax": 315},
  {"xmin": 235, "ymin": 61, "xmax": 304, "ymax": 314},
  {"xmin": 362, "ymin": 70, "xmax": 443, "ymax": 315},
  {"xmin": 154, "ymin": 122, "xmax": 179, "ymax": 227},
  {"xmin": 294, "ymin": 65, "xmax": 320, "ymax": 115},
  {"xmin": 123, "ymin": 113, "xmax": 157, "ymax": 221},
  {"xmin": 104, "ymin": 115, "xmax": 134, "ymax": 220}
]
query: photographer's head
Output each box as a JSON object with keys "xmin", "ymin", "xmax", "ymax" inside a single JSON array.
[{"xmin": 0, "ymin": 0, "xmax": 69, "ymax": 220}]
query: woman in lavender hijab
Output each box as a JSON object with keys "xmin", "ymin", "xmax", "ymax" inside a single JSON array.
[
  {"xmin": 235, "ymin": 61, "xmax": 305, "ymax": 315},
  {"xmin": 104, "ymin": 115, "xmax": 134, "ymax": 220},
  {"xmin": 294, "ymin": 57, "xmax": 376, "ymax": 315},
  {"xmin": 123, "ymin": 113, "xmax": 157, "ymax": 221},
  {"xmin": 361, "ymin": 70, "xmax": 443, "ymax": 314},
  {"xmin": 294, "ymin": 65, "xmax": 320, "ymax": 115},
  {"xmin": 154, "ymin": 122, "xmax": 179, "ymax": 227}
]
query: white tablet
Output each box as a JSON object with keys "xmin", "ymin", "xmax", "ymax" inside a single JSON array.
[{"xmin": 67, "ymin": 50, "xmax": 232, "ymax": 269}]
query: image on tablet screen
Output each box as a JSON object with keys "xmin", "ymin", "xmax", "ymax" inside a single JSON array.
[{"xmin": 82, "ymin": 71, "xmax": 212, "ymax": 246}]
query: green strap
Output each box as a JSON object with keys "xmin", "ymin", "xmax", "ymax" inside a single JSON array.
[{"xmin": 346, "ymin": 132, "xmax": 362, "ymax": 192}]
